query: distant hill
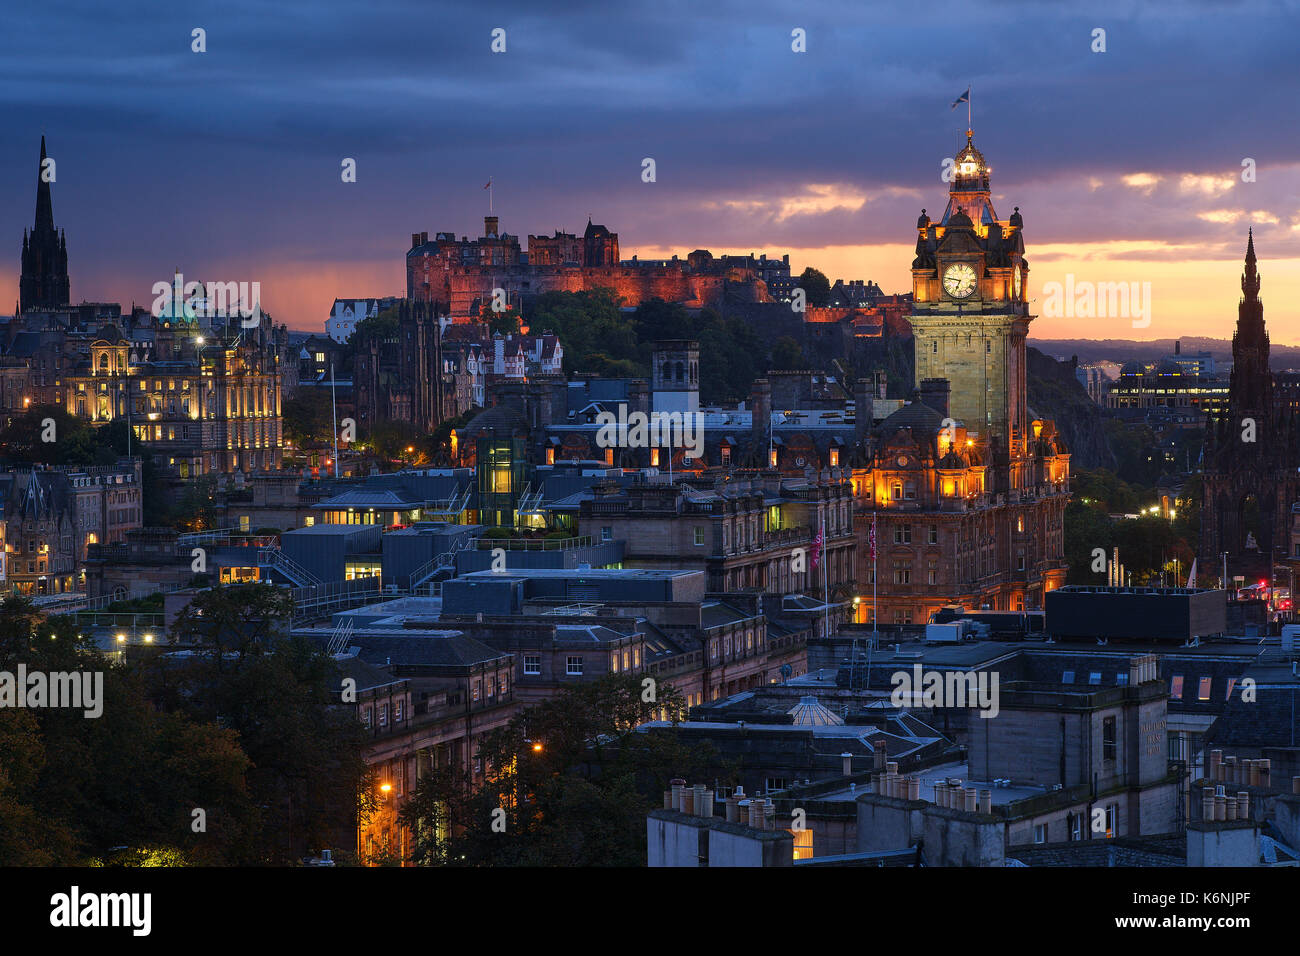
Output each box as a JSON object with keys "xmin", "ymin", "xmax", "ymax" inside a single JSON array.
[
  {"xmin": 1029, "ymin": 337, "xmax": 1300, "ymax": 372},
  {"xmin": 1025, "ymin": 348, "xmax": 1115, "ymax": 470}
]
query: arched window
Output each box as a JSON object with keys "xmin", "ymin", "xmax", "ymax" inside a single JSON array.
[{"xmin": 675, "ymin": 361, "xmax": 684, "ymax": 382}]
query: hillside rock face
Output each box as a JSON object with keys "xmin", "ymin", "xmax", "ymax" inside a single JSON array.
[{"xmin": 1026, "ymin": 347, "xmax": 1115, "ymax": 470}]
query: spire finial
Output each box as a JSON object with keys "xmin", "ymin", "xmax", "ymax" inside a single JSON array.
[{"xmin": 1242, "ymin": 229, "xmax": 1260, "ymax": 299}]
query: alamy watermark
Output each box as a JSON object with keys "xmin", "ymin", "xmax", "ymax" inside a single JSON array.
[
  {"xmin": 151, "ymin": 272, "xmax": 265, "ymax": 328},
  {"xmin": 0, "ymin": 664, "xmax": 104, "ymax": 718},
  {"xmin": 595, "ymin": 408, "xmax": 704, "ymax": 460},
  {"xmin": 890, "ymin": 664, "xmax": 999, "ymax": 719},
  {"xmin": 1041, "ymin": 275, "xmax": 1151, "ymax": 328}
]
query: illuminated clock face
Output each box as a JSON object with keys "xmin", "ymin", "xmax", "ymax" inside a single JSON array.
[
  {"xmin": 1012, "ymin": 265, "xmax": 1022, "ymax": 300},
  {"xmin": 943, "ymin": 262, "xmax": 978, "ymax": 298}
]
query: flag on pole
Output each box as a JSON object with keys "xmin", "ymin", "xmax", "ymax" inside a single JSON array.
[
  {"xmin": 869, "ymin": 514, "xmax": 877, "ymax": 561},
  {"xmin": 1186, "ymin": 557, "xmax": 1197, "ymax": 588},
  {"xmin": 483, "ymin": 179, "xmax": 492, "ymax": 189},
  {"xmin": 811, "ymin": 522, "xmax": 824, "ymax": 571},
  {"xmin": 950, "ymin": 88, "xmax": 970, "ymax": 110}
]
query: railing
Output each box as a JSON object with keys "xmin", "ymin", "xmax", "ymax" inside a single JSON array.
[
  {"xmin": 69, "ymin": 611, "xmax": 165, "ymax": 630},
  {"xmin": 257, "ymin": 548, "xmax": 322, "ymax": 587},
  {"xmin": 59, "ymin": 583, "xmax": 191, "ymax": 615},
  {"xmin": 290, "ymin": 577, "xmax": 383, "ymax": 621},
  {"xmin": 174, "ymin": 533, "xmax": 278, "ymax": 554},
  {"xmin": 473, "ymin": 535, "xmax": 593, "ymax": 551}
]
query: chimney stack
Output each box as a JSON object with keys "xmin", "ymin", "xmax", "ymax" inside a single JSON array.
[
  {"xmin": 918, "ymin": 378, "xmax": 951, "ymax": 419},
  {"xmin": 485, "ymin": 215, "xmax": 499, "ymax": 238}
]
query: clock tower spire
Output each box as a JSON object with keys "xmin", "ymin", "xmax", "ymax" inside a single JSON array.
[{"xmin": 909, "ymin": 127, "xmax": 1031, "ymax": 479}]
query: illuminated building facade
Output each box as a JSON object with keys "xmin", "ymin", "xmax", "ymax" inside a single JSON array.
[{"xmin": 851, "ymin": 129, "xmax": 1071, "ymax": 624}]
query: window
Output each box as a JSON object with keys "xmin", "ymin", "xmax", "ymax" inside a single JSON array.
[
  {"xmin": 611, "ymin": 652, "xmax": 620, "ymax": 673},
  {"xmin": 1017, "ymin": 555, "xmax": 1025, "ymax": 571},
  {"xmin": 1088, "ymin": 672, "xmax": 1102, "ymax": 685},
  {"xmin": 904, "ymin": 482, "xmax": 917, "ymax": 500},
  {"xmin": 378, "ymin": 703, "xmax": 388, "ymax": 727},
  {"xmin": 891, "ymin": 481, "xmax": 902, "ymax": 501},
  {"xmin": 694, "ymin": 527, "xmax": 705, "ymax": 546},
  {"xmin": 566, "ymin": 656, "xmax": 584, "ymax": 676},
  {"xmin": 1104, "ymin": 805, "xmax": 1116, "ymax": 838},
  {"xmin": 765, "ymin": 777, "xmax": 788, "ymax": 794},
  {"xmin": 394, "ymin": 699, "xmax": 403, "ymax": 722},
  {"xmin": 1197, "ymin": 677, "xmax": 1212, "ymax": 701},
  {"xmin": 1069, "ymin": 813, "xmax": 1082, "ymax": 841},
  {"xmin": 1225, "ymin": 678, "xmax": 1237, "ymax": 701},
  {"xmin": 928, "ymin": 525, "xmax": 938, "ymax": 545},
  {"xmin": 601, "ymin": 526, "xmax": 612, "ymax": 542},
  {"xmin": 523, "ymin": 654, "xmax": 540, "ymax": 675},
  {"xmin": 1034, "ymin": 823, "xmax": 1047, "ymax": 844},
  {"xmin": 1102, "ymin": 717, "xmax": 1116, "ymax": 761},
  {"xmin": 893, "ymin": 569, "xmax": 911, "ymax": 584},
  {"xmin": 362, "ymin": 707, "xmax": 372, "ymax": 728},
  {"xmin": 1062, "ymin": 670, "xmax": 1075, "ymax": 684},
  {"xmin": 927, "ymin": 570, "xmax": 937, "ymax": 585},
  {"xmin": 894, "ymin": 526, "xmax": 912, "ymax": 544},
  {"xmin": 1170, "ymin": 675, "xmax": 1184, "ymax": 698},
  {"xmin": 472, "ymin": 680, "xmax": 481, "ymax": 701}
]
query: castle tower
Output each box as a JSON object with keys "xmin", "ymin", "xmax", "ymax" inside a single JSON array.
[
  {"xmin": 908, "ymin": 130, "xmax": 1029, "ymax": 470},
  {"xmin": 651, "ymin": 340, "xmax": 699, "ymax": 415},
  {"xmin": 19, "ymin": 136, "xmax": 70, "ymax": 313}
]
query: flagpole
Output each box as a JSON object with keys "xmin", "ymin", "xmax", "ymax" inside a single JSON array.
[
  {"xmin": 968, "ymin": 82, "xmax": 972, "ymax": 128},
  {"xmin": 872, "ymin": 509, "xmax": 878, "ymax": 650}
]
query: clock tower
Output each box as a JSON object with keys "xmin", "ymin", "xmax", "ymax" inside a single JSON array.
[{"xmin": 910, "ymin": 129, "xmax": 1030, "ymax": 479}]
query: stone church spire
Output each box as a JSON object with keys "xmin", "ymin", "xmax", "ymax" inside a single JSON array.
[
  {"xmin": 34, "ymin": 135, "xmax": 54, "ymax": 234},
  {"xmin": 18, "ymin": 135, "xmax": 70, "ymax": 312}
]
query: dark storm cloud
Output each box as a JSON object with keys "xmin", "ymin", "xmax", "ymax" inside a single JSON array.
[{"xmin": 0, "ymin": 0, "xmax": 1295, "ymax": 327}]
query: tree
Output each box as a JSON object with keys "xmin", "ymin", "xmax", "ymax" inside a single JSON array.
[
  {"xmin": 796, "ymin": 267, "xmax": 831, "ymax": 307},
  {"xmin": 0, "ymin": 597, "xmax": 260, "ymax": 865},
  {"xmin": 348, "ymin": 307, "xmax": 400, "ymax": 348},
  {"xmin": 401, "ymin": 674, "xmax": 714, "ymax": 866},
  {"xmin": 168, "ymin": 583, "xmax": 295, "ymax": 663},
  {"xmin": 770, "ymin": 335, "xmax": 808, "ymax": 370},
  {"xmin": 479, "ymin": 302, "xmax": 522, "ymax": 337},
  {"xmin": 282, "ymin": 391, "xmax": 336, "ymax": 449}
]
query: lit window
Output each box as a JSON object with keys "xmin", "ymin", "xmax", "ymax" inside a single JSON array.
[
  {"xmin": 1170, "ymin": 675, "xmax": 1184, "ymax": 698},
  {"xmin": 1197, "ymin": 677, "xmax": 1212, "ymax": 701}
]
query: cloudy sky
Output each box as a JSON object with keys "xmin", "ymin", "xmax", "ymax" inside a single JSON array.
[{"xmin": 1, "ymin": 0, "xmax": 1297, "ymax": 341}]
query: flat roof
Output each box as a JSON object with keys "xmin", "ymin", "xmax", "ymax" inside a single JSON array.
[{"xmin": 815, "ymin": 761, "xmax": 1046, "ymax": 806}]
